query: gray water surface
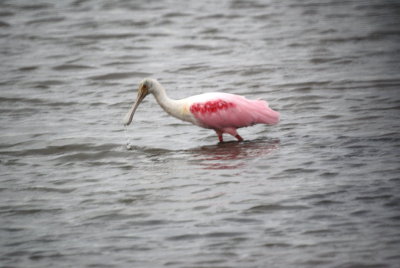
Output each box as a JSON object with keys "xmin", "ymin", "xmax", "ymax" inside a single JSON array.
[{"xmin": 1, "ymin": 0, "xmax": 400, "ymax": 267}]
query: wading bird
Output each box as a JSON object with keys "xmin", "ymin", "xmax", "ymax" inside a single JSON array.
[{"xmin": 123, "ymin": 78, "xmax": 280, "ymax": 142}]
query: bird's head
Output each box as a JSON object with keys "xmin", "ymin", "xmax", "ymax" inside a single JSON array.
[{"xmin": 123, "ymin": 78, "xmax": 158, "ymax": 126}]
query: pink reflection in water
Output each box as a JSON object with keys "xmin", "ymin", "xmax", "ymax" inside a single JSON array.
[{"xmin": 191, "ymin": 138, "xmax": 280, "ymax": 170}]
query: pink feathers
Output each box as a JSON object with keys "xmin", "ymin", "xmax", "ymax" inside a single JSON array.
[
  {"xmin": 188, "ymin": 93, "xmax": 280, "ymax": 142},
  {"xmin": 190, "ymin": 99, "xmax": 235, "ymax": 114}
]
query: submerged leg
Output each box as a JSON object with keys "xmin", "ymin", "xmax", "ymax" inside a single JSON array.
[
  {"xmin": 235, "ymin": 134, "xmax": 244, "ymax": 142},
  {"xmin": 222, "ymin": 127, "xmax": 244, "ymax": 142},
  {"xmin": 215, "ymin": 130, "xmax": 223, "ymax": 142}
]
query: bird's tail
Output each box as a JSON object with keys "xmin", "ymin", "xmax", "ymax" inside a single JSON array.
[{"xmin": 253, "ymin": 100, "xmax": 280, "ymax": 125}]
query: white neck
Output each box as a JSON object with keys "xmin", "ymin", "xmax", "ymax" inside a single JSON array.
[{"xmin": 151, "ymin": 82, "xmax": 191, "ymax": 122}]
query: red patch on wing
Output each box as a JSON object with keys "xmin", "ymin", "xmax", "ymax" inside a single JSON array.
[{"xmin": 190, "ymin": 100, "xmax": 235, "ymax": 114}]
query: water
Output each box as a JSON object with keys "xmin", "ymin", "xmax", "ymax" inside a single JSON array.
[{"xmin": 1, "ymin": 0, "xmax": 400, "ymax": 267}]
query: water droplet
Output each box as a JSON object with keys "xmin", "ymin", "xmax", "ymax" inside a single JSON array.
[{"xmin": 126, "ymin": 143, "xmax": 132, "ymax": 150}]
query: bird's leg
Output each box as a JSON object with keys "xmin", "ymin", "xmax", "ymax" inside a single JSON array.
[
  {"xmin": 215, "ymin": 130, "xmax": 223, "ymax": 143},
  {"xmin": 235, "ymin": 134, "xmax": 244, "ymax": 142},
  {"xmin": 221, "ymin": 127, "xmax": 244, "ymax": 142}
]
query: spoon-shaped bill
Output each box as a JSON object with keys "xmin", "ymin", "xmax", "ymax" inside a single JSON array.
[
  {"xmin": 123, "ymin": 87, "xmax": 147, "ymax": 126},
  {"xmin": 123, "ymin": 102, "xmax": 139, "ymax": 126}
]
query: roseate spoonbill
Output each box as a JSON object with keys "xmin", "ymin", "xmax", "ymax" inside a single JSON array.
[{"xmin": 123, "ymin": 78, "xmax": 280, "ymax": 142}]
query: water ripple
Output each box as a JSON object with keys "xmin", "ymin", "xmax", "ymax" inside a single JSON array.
[{"xmin": 1, "ymin": 0, "xmax": 400, "ymax": 267}]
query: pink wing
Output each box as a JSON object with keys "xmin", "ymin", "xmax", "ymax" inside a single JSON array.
[{"xmin": 189, "ymin": 93, "xmax": 280, "ymax": 130}]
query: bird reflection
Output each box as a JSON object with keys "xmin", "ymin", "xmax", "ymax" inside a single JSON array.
[{"xmin": 190, "ymin": 138, "xmax": 280, "ymax": 170}]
